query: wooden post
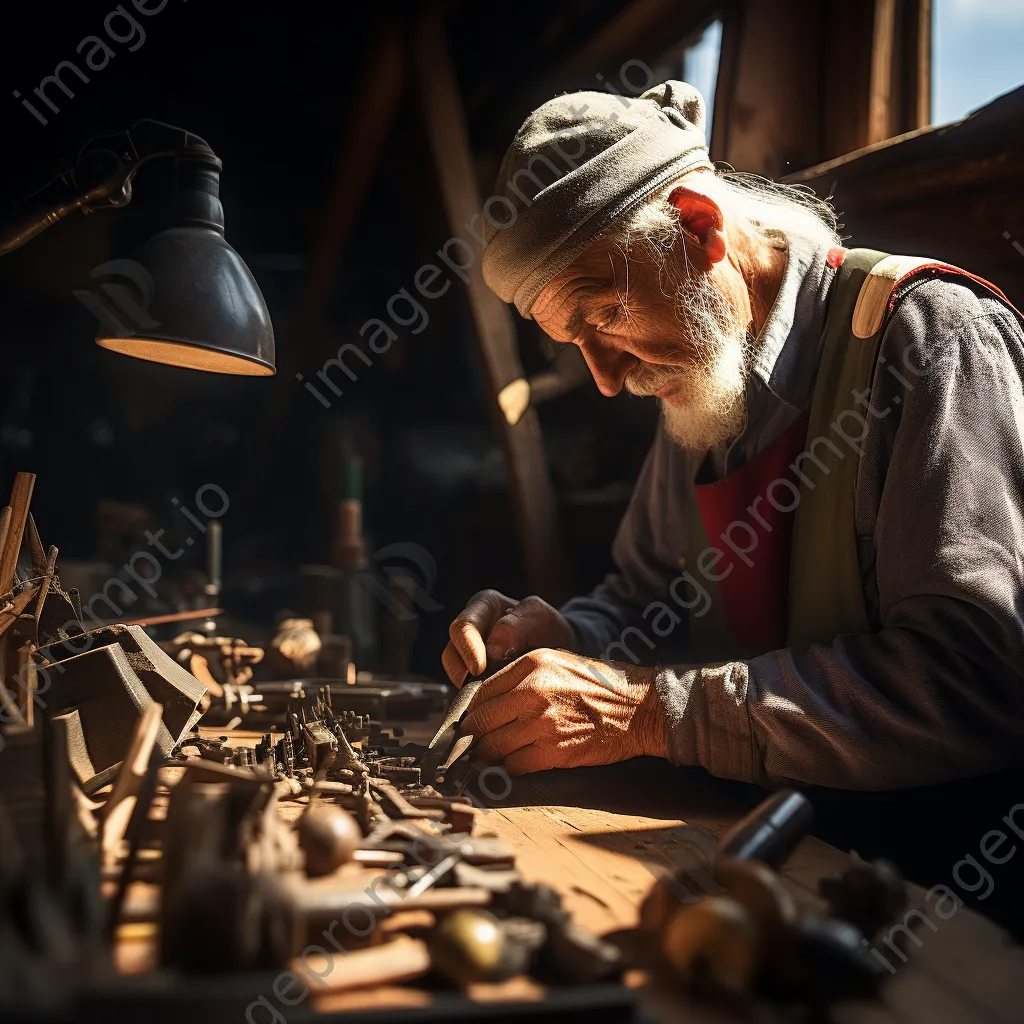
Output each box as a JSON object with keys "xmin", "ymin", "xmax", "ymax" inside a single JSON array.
[
  {"xmin": 868, "ymin": 0, "xmax": 899, "ymax": 145},
  {"xmin": 714, "ymin": 0, "xmax": 933, "ymax": 173}
]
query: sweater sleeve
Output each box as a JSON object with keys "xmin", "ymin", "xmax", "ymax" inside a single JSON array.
[{"xmin": 653, "ymin": 280, "xmax": 1024, "ymax": 789}]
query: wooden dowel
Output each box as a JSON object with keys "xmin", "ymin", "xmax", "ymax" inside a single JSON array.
[
  {"xmin": 0, "ymin": 473, "xmax": 36, "ymax": 594},
  {"xmin": 296, "ymin": 936, "xmax": 431, "ymax": 995},
  {"xmin": 102, "ymin": 703, "xmax": 164, "ymax": 865},
  {"xmin": 101, "ymin": 607, "xmax": 223, "ymax": 628},
  {"xmin": 0, "ymin": 507, "xmax": 12, "ymax": 576}
]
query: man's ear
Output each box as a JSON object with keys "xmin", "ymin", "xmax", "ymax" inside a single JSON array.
[{"xmin": 668, "ymin": 185, "xmax": 727, "ymax": 265}]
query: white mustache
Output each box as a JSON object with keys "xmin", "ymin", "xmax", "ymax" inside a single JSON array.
[{"xmin": 624, "ymin": 361, "xmax": 687, "ymax": 397}]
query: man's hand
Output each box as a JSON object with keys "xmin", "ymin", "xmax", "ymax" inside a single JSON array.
[
  {"xmin": 441, "ymin": 590, "xmax": 577, "ymax": 687},
  {"xmin": 460, "ymin": 648, "xmax": 668, "ymax": 774}
]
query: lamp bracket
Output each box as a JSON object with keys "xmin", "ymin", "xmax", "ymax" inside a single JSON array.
[{"xmin": 0, "ymin": 119, "xmax": 221, "ymax": 255}]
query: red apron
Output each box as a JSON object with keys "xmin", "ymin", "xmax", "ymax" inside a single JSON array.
[{"xmin": 693, "ymin": 413, "xmax": 810, "ymax": 657}]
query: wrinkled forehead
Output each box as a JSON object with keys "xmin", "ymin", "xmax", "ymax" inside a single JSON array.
[{"xmin": 530, "ymin": 239, "xmax": 625, "ymax": 320}]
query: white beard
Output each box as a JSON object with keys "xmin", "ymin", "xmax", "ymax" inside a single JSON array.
[{"xmin": 624, "ymin": 269, "xmax": 750, "ymax": 452}]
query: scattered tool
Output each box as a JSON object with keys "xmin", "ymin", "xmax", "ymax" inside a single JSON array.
[
  {"xmin": 296, "ymin": 803, "xmax": 361, "ymax": 876},
  {"xmin": 429, "ymin": 908, "xmax": 508, "ymax": 985},
  {"xmin": 420, "ymin": 659, "xmax": 508, "ymax": 783},
  {"xmin": 662, "ymin": 895, "xmax": 758, "ymax": 992},
  {"xmin": 641, "ymin": 788, "xmax": 896, "ymax": 1004},
  {"xmin": 718, "ymin": 788, "xmax": 814, "ymax": 867},
  {"xmin": 819, "ymin": 857, "xmax": 907, "ymax": 940}
]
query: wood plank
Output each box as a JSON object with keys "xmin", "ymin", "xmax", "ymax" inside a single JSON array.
[
  {"xmin": 0, "ymin": 584, "xmax": 39, "ymax": 637},
  {"xmin": 0, "ymin": 507, "xmax": 11, "ymax": 567},
  {"xmin": 868, "ymin": 0, "xmax": 898, "ymax": 144},
  {"xmin": 485, "ymin": 805, "xmax": 679, "ymax": 932},
  {"xmin": 0, "ymin": 472, "xmax": 35, "ymax": 594},
  {"xmin": 481, "ymin": 799, "xmax": 854, "ymax": 937}
]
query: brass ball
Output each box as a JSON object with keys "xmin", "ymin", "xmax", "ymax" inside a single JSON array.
[
  {"xmin": 296, "ymin": 804, "xmax": 361, "ymax": 877},
  {"xmin": 662, "ymin": 896, "xmax": 759, "ymax": 993},
  {"xmin": 429, "ymin": 908, "xmax": 506, "ymax": 986}
]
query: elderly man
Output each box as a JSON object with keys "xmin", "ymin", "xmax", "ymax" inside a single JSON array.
[{"xmin": 442, "ymin": 82, "xmax": 1024, "ymax": 821}]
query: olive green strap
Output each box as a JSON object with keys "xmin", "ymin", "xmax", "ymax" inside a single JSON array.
[
  {"xmin": 684, "ymin": 503, "xmax": 732, "ymax": 663},
  {"xmin": 787, "ymin": 248, "xmax": 890, "ymax": 654}
]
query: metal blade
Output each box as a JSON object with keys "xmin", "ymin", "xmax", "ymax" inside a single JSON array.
[
  {"xmin": 435, "ymin": 734, "xmax": 475, "ymax": 781},
  {"xmin": 425, "ymin": 677, "xmax": 486, "ymax": 752},
  {"xmin": 421, "ymin": 660, "xmax": 510, "ymax": 780}
]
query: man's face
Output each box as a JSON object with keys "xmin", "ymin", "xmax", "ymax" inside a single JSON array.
[{"xmin": 531, "ymin": 238, "xmax": 751, "ymax": 451}]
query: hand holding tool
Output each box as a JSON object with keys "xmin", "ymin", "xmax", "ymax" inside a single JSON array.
[
  {"xmin": 441, "ymin": 590, "xmax": 576, "ymax": 686},
  {"xmin": 420, "ymin": 659, "xmax": 508, "ymax": 782}
]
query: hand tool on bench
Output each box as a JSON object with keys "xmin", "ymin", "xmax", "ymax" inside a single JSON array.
[{"xmin": 420, "ymin": 659, "xmax": 509, "ymax": 782}]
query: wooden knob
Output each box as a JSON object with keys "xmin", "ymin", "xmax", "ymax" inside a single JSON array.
[
  {"xmin": 662, "ymin": 896, "xmax": 758, "ymax": 993},
  {"xmin": 714, "ymin": 857, "xmax": 797, "ymax": 972},
  {"xmin": 297, "ymin": 805, "xmax": 361, "ymax": 876}
]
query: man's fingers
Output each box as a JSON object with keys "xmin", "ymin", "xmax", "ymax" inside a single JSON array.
[
  {"xmin": 505, "ymin": 744, "xmax": 558, "ymax": 775},
  {"xmin": 448, "ymin": 590, "xmax": 515, "ymax": 676},
  {"xmin": 485, "ymin": 596, "xmax": 556, "ymax": 661},
  {"xmin": 462, "ymin": 691, "xmax": 521, "ymax": 739},
  {"xmin": 462, "ymin": 657, "xmax": 538, "ymax": 729},
  {"xmin": 462, "ymin": 665, "xmax": 537, "ymax": 736},
  {"xmin": 447, "ymin": 620, "xmax": 486, "ymax": 678},
  {"xmin": 440, "ymin": 640, "xmax": 469, "ymax": 688},
  {"xmin": 476, "ymin": 718, "xmax": 538, "ymax": 760}
]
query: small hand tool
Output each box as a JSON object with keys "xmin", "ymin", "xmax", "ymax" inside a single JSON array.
[
  {"xmin": 420, "ymin": 659, "xmax": 510, "ymax": 782},
  {"xmin": 718, "ymin": 789, "xmax": 813, "ymax": 868}
]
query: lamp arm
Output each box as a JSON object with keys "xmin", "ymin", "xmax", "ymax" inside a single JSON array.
[{"xmin": 0, "ymin": 119, "xmax": 220, "ymax": 256}]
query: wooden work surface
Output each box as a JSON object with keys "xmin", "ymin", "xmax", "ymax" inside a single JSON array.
[
  {"xmin": 119, "ymin": 730, "xmax": 1024, "ymax": 1021},
  {"xmin": 473, "ymin": 758, "xmax": 1024, "ymax": 1024},
  {"xmin": 309, "ymin": 755, "xmax": 1024, "ymax": 1021}
]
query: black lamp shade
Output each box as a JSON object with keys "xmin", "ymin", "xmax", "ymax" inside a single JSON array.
[
  {"xmin": 96, "ymin": 224, "xmax": 275, "ymax": 376},
  {"xmin": 95, "ymin": 152, "xmax": 275, "ymax": 375}
]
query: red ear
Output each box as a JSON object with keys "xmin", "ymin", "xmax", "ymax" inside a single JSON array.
[{"xmin": 668, "ymin": 185, "xmax": 727, "ymax": 264}]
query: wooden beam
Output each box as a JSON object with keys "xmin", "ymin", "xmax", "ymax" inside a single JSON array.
[
  {"xmin": 906, "ymin": 0, "xmax": 933, "ymax": 129},
  {"xmin": 546, "ymin": 0, "xmax": 701, "ymax": 86},
  {"xmin": 868, "ymin": 0, "xmax": 898, "ymax": 144},
  {"xmin": 716, "ymin": 0, "xmax": 933, "ymax": 173},
  {"xmin": 0, "ymin": 472, "xmax": 35, "ymax": 595},
  {"xmin": 715, "ymin": 0, "xmax": 827, "ymax": 175},
  {"xmin": 784, "ymin": 87, "xmax": 1024, "ymax": 308},
  {"xmin": 415, "ymin": 4, "xmax": 570, "ymax": 601}
]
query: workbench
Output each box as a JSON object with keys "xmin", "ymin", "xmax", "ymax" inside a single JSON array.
[{"xmin": 109, "ymin": 729, "xmax": 1024, "ymax": 1024}]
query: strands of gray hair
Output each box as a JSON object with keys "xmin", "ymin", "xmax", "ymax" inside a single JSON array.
[{"xmin": 611, "ymin": 169, "xmax": 841, "ymax": 266}]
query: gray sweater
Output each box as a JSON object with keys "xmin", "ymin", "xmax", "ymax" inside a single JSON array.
[{"xmin": 561, "ymin": 237, "xmax": 1024, "ymax": 791}]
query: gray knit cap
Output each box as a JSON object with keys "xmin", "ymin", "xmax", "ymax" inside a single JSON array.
[{"xmin": 481, "ymin": 80, "xmax": 714, "ymax": 318}]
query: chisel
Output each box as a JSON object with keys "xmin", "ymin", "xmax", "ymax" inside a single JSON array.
[{"xmin": 420, "ymin": 659, "xmax": 509, "ymax": 781}]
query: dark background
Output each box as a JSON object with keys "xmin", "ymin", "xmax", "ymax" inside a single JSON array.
[{"xmin": 0, "ymin": 1, "xmax": 665, "ymax": 674}]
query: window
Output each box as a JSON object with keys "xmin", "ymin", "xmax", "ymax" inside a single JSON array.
[
  {"xmin": 649, "ymin": 19, "xmax": 724, "ymax": 139},
  {"xmin": 932, "ymin": 0, "xmax": 1024, "ymax": 125}
]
